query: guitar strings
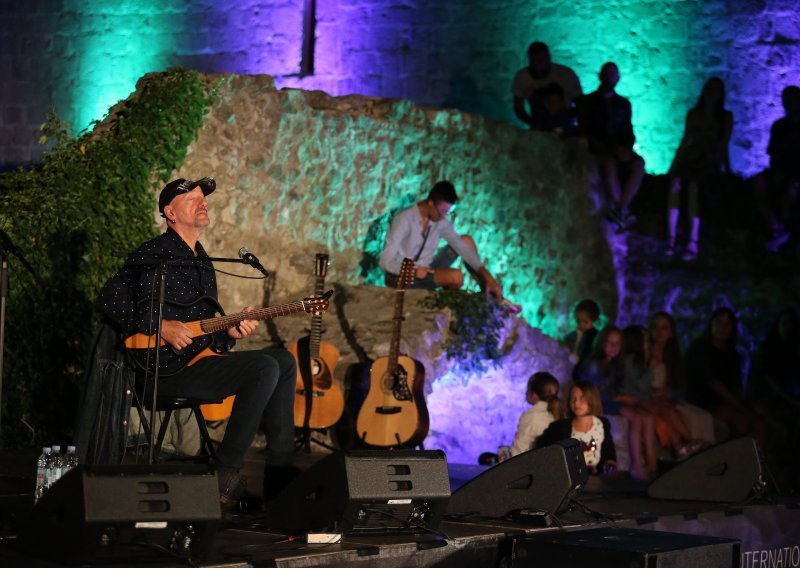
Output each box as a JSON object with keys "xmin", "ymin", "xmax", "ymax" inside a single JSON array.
[{"xmin": 200, "ymin": 301, "xmax": 308, "ymax": 333}]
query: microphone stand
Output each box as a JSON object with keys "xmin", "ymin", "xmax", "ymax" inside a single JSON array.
[
  {"xmin": 0, "ymin": 229, "xmax": 45, "ymax": 446},
  {"xmin": 117, "ymin": 251, "xmax": 267, "ymax": 465}
]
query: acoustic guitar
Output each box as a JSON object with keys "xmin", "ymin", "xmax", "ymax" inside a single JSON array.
[
  {"xmin": 289, "ymin": 253, "xmax": 345, "ymax": 430},
  {"xmin": 124, "ymin": 293, "xmax": 331, "ymax": 421},
  {"xmin": 356, "ymin": 258, "xmax": 429, "ymax": 447}
]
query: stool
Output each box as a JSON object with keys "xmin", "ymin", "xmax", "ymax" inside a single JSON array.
[{"xmin": 132, "ymin": 395, "xmax": 221, "ymax": 463}]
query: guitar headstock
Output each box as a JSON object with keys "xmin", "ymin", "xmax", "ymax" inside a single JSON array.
[
  {"xmin": 315, "ymin": 253, "xmax": 329, "ymax": 278},
  {"xmin": 398, "ymin": 258, "xmax": 415, "ymax": 290},
  {"xmin": 303, "ymin": 289, "xmax": 333, "ymax": 316}
]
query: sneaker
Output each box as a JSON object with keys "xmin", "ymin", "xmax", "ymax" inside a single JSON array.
[
  {"xmin": 681, "ymin": 241, "xmax": 698, "ymax": 261},
  {"xmin": 500, "ymin": 298, "xmax": 522, "ymax": 315},
  {"xmin": 664, "ymin": 242, "xmax": 676, "ymax": 257},
  {"xmin": 620, "ymin": 210, "xmax": 637, "ymax": 227}
]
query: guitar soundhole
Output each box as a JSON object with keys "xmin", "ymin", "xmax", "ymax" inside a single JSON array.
[{"xmin": 311, "ymin": 359, "xmax": 321, "ymax": 376}]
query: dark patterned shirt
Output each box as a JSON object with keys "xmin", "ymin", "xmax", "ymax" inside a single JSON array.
[{"xmin": 97, "ymin": 228, "xmax": 234, "ymax": 375}]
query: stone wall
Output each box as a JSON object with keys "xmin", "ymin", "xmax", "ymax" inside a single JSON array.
[
  {"xmin": 4, "ymin": 0, "xmax": 800, "ymax": 176},
  {"xmin": 174, "ymin": 73, "xmax": 616, "ymax": 337}
]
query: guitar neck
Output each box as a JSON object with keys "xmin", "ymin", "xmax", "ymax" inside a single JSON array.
[
  {"xmin": 309, "ymin": 275, "xmax": 326, "ymax": 359},
  {"xmin": 199, "ymin": 300, "xmax": 307, "ymax": 334},
  {"xmin": 387, "ymin": 288, "xmax": 406, "ymax": 376}
]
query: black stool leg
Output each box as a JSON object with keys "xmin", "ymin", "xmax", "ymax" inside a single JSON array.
[
  {"xmin": 154, "ymin": 409, "xmax": 173, "ymax": 461},
  {"xmin": 192, "ymin": 406, "xmax": 217, "ymax": 460}
]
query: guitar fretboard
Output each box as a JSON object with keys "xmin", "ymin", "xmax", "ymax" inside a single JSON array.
[
  {"xmin": 199, "ymin": 301, "xmax": 307, "ymax": 333},
  {"xmin": 387, "ymin": 288, "xmax": 406, "ymax": 377},
  {"xmin": 309, "ymin": 274, "xmax": 325, "ymax": 359}
]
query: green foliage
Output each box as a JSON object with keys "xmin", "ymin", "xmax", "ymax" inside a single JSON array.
[
  {"xmin": 421, "ymin": 289, "xmax": 506, "ymax": 375},
  {"xmin": 0, "ymin": 68, "xmax": 212, "ymax": 447}
]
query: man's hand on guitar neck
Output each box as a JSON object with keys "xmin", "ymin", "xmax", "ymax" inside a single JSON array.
[
  {"xmin": 161, "ymin": 320, "xmax": 195, "ymax": 351},
  {"xmin": 228, "ymin": 306, "xmax": 258, "ymax": 340}
]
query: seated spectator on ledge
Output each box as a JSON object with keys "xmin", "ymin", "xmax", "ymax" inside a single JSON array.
[
  {"xmin": 563, "ymin": 299, "xmax": 601, "ymax": 374},
  {"xmin": 685, "ymin": 307, "xmax": 766, "ymax": 446},
  {"xmin": 667, "ymin": 78, "xmax": 733, "ymax": 261},
  {"xmin": 753, "ymin": 85, "xmax": 800, "ymax": 252},
  {"xmin": 577, "ymin": 62, "xmax": 645, "ymax": 232},
  {"xmin": 512, "ymin": 41, "xmax": 582, "ymax": 132},
  {"xmin": 378, "ymin": 181, "xmax": 503, "ymax": 299}
]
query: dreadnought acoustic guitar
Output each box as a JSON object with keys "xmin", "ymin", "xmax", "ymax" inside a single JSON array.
[
  {"xmin": 355, "ymin": 258, "xmax": 429, "ymax": 447},
  {"xmin": 123, "ymin": 293, "xmax": 331, "ymax": 421},
  {"xmin": 288, "ymin": 253, "xmax": 345, "ymax": 430}
]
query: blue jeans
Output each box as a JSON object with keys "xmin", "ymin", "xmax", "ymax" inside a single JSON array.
[{"xmin": 156, "ymin": 347, "xmax": 296, "ymax": 471}]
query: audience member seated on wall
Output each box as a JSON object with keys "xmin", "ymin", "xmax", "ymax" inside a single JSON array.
[
  {"xmin": 563, "ymin": 299, "xmax": 601, "ymax": 372},
  {"xmin": 685, "ymin": 307, "xmax": 766, "ymax": 445},
  {"xmin": 644, "ymin": 312, "xmax": 702, "ymax": 457},
  {"xmin": 615, "ymin": 325, "xmax": 659, "ymax": 480},
  {"xmin": 577, "ymin": 62, "xmax": 645, "ymax": 232},
  {"xmin": 577, "ymin": 325, "xmax": 625, "ymax": 413},
  {"xmin": 512, "ymin": 41, "xmax": 582, "ymax": 132},
  {"xmin": 667, "ymin": 78, "xmax": 733, "ymax": 261},
  {"xmin": 537, "ymin": 380, "xmax": 617, "ymax": 476},
  {"xmin": 752, "ymin": 85, "xmax": 800, "ymax": 252},
  {"xmin": 378, "ymin": 181, "xmax": 504, "ymax": 300},
  {"xmin": 747, "ymin": 307, "xmax": 800, "ymax": 418},
  {"xmin": 509, "ymin": 372, "xmax": 564, "ymax": 458}
]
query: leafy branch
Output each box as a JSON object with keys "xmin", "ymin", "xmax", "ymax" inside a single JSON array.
[{"xmin": 421, "ymin": 289, "xmax": 506, "ymax": 375}]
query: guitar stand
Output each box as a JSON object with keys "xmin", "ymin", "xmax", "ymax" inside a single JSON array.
[
  {"xmin": 356, "ymin": 431, "xmax": 425, "ymax": 451},
  {"xmin": 294, "ymin": 427, "xmax": 337, "ymax": 454}
]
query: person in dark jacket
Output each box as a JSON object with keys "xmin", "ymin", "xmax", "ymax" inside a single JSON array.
[
  {"xmin": 96, "ymin": 176, "xmax": 309, "ymax": 509},
  {"xmin": 537, "ymin": 380, "xmax": 617, "ymax": 475}
]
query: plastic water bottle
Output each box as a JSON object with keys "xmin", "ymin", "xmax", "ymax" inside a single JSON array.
[
  {"xmin": 34, "ymin": 447, "xmax": 52, "ymax": 502},
  {"xmin": 63, "ymin": 445, "xmax": 78, "ymax": 476},
  {"xmin": 47, "ymin": 445, "xmax": 62, "ymax": 489}
]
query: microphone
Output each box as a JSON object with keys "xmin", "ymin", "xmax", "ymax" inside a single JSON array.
[{"xmin": 239, "ymin": 247, "xmax": 269, "ymax": 278}]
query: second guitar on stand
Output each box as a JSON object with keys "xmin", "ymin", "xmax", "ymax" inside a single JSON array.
[
  {"xmin": 289, "ymin": 253, "xmax": 345, "ymax": 432},
  {"xmin": 355, "ymin": 258, "xmax": 429, "ymax": 448}
]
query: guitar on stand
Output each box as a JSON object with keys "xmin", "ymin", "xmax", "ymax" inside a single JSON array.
[
  {"xmin": 356, "ymin": 258, "xmax": 429, "ymax": 448},
  {"xmin": 289, "ymin": 253, "xmax": 345, "ymax": 452}
]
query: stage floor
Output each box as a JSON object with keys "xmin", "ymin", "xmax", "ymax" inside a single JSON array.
[{"xmin": 1, "ymin": 448, "xmax": 798, "ymax": 567}]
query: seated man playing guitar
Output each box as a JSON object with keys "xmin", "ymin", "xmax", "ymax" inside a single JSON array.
[
  {"xmin": 97, "ymin": 176, "xmax": 301, "ymax": 510},
  {"xmin": 379, "ymin": 181, "xmax": 507, "ymax": 301}
]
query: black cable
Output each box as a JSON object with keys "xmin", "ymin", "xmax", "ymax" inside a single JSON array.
[
  {"xmin": 568, "ymin": 498, "xmax": 619, "ymax": 523},
  {"xmin": 362, "ymin": 507, "xmax": 453, "ymax": 541},
  {"xmin": 214, "ymin": 266, "xmax": 268, "ymax": 279}
]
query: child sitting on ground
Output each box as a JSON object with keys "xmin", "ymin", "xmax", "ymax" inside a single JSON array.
[
  {"xmin": 537, "ymin": 380, "xmax": 617, "ymax": 474},
  {"xmin": 510, "ymin": 372, "xmax": 564, "ymax": 457}
]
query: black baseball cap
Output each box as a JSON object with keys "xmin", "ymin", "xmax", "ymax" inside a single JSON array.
[{"xmin": 158, "ymin": 177, "xmax": 216, "ymax": 216}]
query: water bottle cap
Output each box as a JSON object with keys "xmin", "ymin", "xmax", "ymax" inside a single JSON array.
[
  {"xmin": 52, "ymin": 445, "xmax": 61, "ymax": 451},
  {"xmin": 44, "ymin": 447, "xmax": 52, "ymax": 453},
  {"xmin": 67, "ymin": 445, "xmax": 76, "ymax": 452}
]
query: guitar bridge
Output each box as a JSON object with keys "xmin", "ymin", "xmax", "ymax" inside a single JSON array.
[{"xmin": 376, "ymin": 406, "xmax": 402, "ymax": 415}]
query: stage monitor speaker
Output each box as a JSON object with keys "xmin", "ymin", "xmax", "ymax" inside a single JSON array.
[
  {"xmin": 512, "ymin": 527, "xmax": 741, "ymax": 567},
  {"xmin": 648, "ymin": 436, "xmax": 762, "ymax": 502},
  {"xmin": 18, "ymin": 464, "xmax": 220, "ymax": 564},
  {"xmin": 447, "ymin": 439, "xmax": 588, "ymax": 518},
  {"xmin": 263, "ymin": 450, "xmax": 450, "ymax": 534}
]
